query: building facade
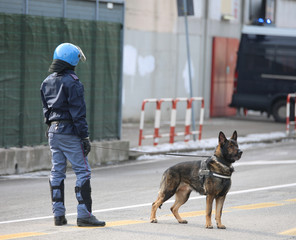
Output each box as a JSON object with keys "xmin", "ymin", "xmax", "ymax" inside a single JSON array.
[{"xmin": 122, "ymin": 0, "xmax": 296, "ymax": 122}]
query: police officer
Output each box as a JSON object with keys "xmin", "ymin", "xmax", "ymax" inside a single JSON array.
[{"xmin": 40, "ymin": 43, "xmax": 105, "ymax": 227}]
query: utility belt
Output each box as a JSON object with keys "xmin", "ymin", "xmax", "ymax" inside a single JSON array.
[{"xmin": 50, "ymin": 120, "xmax": 73, "ymax": 125}]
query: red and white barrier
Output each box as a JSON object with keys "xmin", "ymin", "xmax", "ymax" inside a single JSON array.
[
  {"xmin": 169, "ymin": 98, "xmax": 188, "ymax": 144},
  {"xmin": 184, "ymin": 97, "xmax": 204, "ymax": 142},
  {"xmin": 286, "ymin": 93, "xmax": 296, "ymax": 135},
  {"xmin": 138, "ymin": 97, "xmax": 204, "ymax": 146},
  {"xmin": 139, "ymin": 99, "xmax": 157, "ymax": 146}
]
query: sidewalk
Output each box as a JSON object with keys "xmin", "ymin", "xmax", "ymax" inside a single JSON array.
[
  {"xmin": 121, "ymin": 114, "xmax": 291, "ymax": 158},
  {"xmin": 0, "ymin": 114, "xmax": 291, "ymax": 175}
]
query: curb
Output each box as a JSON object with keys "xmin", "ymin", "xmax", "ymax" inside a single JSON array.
[{"xmin": 129, "ymin": 135, "xmax": 295, "ymax": 160}]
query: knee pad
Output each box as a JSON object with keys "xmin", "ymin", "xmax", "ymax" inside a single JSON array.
[
  {"xmin": 75, "ymin": 179, "xmax": 92, "ymax": 213},
  {"xmin": 49, "ymin": 179, "xmax": 65, "ymax": 204}
]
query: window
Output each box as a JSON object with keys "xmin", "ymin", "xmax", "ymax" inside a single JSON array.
[
  {"xmin": 249, "ymin": 0, "xmax": 275, "ymax": 25},
  {"xmin": 275, "ymin": 48, "xmax": 296, "ymax": 75},
  {"xmin": 243, "ymin": 44, "xmax": 274, "ymax": 72}
]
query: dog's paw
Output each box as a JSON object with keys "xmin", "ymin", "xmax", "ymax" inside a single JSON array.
[
  {"xmin": 205, "ymin": 224, "xmax": 213, "ymax": 229},
  {"xmin": 217, "ymin": 224, "xmax": 226, "ymax": 229},
  {"xmin": 150, "ymin": 219, "xmax": 158, "ymax": 223},
  {"xmin": 178, "ymin": 220, "xmax": 188, "ymax": 224}
]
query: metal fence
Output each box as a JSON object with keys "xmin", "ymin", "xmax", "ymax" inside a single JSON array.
[{"xmin": 0, "ymin": 12, "xmax": 123, "ymax": 148}]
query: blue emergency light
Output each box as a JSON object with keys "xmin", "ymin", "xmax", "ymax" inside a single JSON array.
[
  {"xmin": 258, "ymin": 18, "xmax": 264, "ymax": 23},
  {"xmin": 266, "ymin": 18, "xmax": 272, "ymax": 24},
  {"xmin": 256, "ymin": 18, "xmax": 272, "ymax": 25}
]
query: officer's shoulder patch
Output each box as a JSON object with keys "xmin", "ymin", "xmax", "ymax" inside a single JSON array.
[{"xmin": 70, "ymin": 74, "xmax": 79, "ymax": 81}]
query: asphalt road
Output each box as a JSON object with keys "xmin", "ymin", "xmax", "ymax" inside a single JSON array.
[{"xmin": 1, "ymin": 140, "xmax": 296, "ymax": 240}]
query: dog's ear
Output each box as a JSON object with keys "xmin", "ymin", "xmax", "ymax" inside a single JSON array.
[
  {"xmin": 219, "ymin": 131, "xmax": 227, "ymax": 145},
  {"xmin": 231, "ymin": 130, "xmax": 237, "ymax": 141}
]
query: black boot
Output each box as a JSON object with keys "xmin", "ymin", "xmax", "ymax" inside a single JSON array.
[
  {"xmin": 75, "ymin": 180, "xmax": 106, "ymax": 227},
  {"xmin": 50, "ymin": 180, "xmax": 67, "ymax": 226},
  {"xmin": 77, "ymin": 216, "xmax": 105, "ymax": 227},
  {"xmin": 54, "ymin": 215, "xmax": 67, "ymax": 226}
]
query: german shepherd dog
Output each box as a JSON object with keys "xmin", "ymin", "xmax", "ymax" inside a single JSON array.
[{"xmin": 150, "ymin": 131, "xmax": 242, "ymax": 229}]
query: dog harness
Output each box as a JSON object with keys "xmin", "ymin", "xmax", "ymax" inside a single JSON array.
[
  {"xmin": 199, "ymin": 156, "xmax": 232, "ymax": 181},
  {"xmin": 198, "ymin": 157, "xmax": 232, "ymax": 195},
  {"xmin": 211, "ymin": 172, "xmax": 231, "ymax": 179}
]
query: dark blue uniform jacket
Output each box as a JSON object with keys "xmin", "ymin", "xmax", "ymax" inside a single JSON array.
[{"xmin": 40, "ymin": 70, "xmax": 89, "ymax": 139}]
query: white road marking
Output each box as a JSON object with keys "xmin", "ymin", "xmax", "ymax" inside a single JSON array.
[
  {"xmin": 234, "ymin": 160, "xmax": 296, "ymax": 166},
  {"xmin": 0, "ymin": 182, "xmax": 295, "ymax": 225}
]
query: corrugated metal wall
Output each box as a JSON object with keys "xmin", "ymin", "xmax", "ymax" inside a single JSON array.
[{"xmin": 0, "ymin": 0, "xmax": 124, "ymax": 23}]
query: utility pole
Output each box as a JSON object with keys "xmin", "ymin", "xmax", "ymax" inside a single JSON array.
[{"xmin": 182, "ymin": 0, "xmax": 196, "ymax": 140}]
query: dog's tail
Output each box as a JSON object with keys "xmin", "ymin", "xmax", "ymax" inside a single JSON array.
[
  {"xmin": 159, "ymin": 170, "xmax": 168, "ymax": 190},
  {"xmin": 151, "ymin": 172, "xmax": 169, "ymax": 209}
]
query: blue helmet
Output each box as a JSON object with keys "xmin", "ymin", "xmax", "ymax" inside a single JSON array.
[{"xmin": 53, "ymin": 43, "xmax": 86, "ymax": 66}]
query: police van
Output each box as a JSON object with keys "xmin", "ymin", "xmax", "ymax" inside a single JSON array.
[{"xmin": 229, "ymin": 26, "xmax": 296, "ymax": 122}]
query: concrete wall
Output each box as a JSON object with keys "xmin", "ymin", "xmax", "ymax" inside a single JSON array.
[
  {"xmin": 276, "ymin": 0, "xmax": 296, "ymax": 28},
  {"xmin": 0, "ymin": 141, "xmax": 129, "ymax": 175},
  {"xmin": 122, "ymin": 0, "xmax": 296, "ymax": 123},
  {"xmin": 122, "ymin": 0, "xmax": 242, "ymax": 122}
]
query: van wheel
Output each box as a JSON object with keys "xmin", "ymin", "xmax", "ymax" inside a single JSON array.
[{"xmin": 272, "ymin": 100, "xmax": 286, "ymax": 123}]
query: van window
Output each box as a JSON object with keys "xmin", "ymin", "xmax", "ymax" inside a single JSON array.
[
  {"xmin": 244, "ymin": 46, "xmax": 274, "ymax": 72},
  {"xmin": 275, "ymin": 48, "xmax": 296, "ymax": 75}
]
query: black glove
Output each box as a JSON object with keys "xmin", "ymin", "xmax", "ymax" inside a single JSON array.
[
  {"xmin": 81, "ymin": 138, "xmax": 91, "ymax": 157},
  {"xmin": 44, "ymin": 118, "xmax": 50, "ymax": 138},
  {"xmin": 45, "ymin": 125, "xmax": 50, "ymax": 138}
]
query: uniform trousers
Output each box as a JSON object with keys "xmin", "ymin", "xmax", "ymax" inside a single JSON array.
[{"xmin": 48, "ymin": 133, "xmax": 92, "ymax": 218}]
